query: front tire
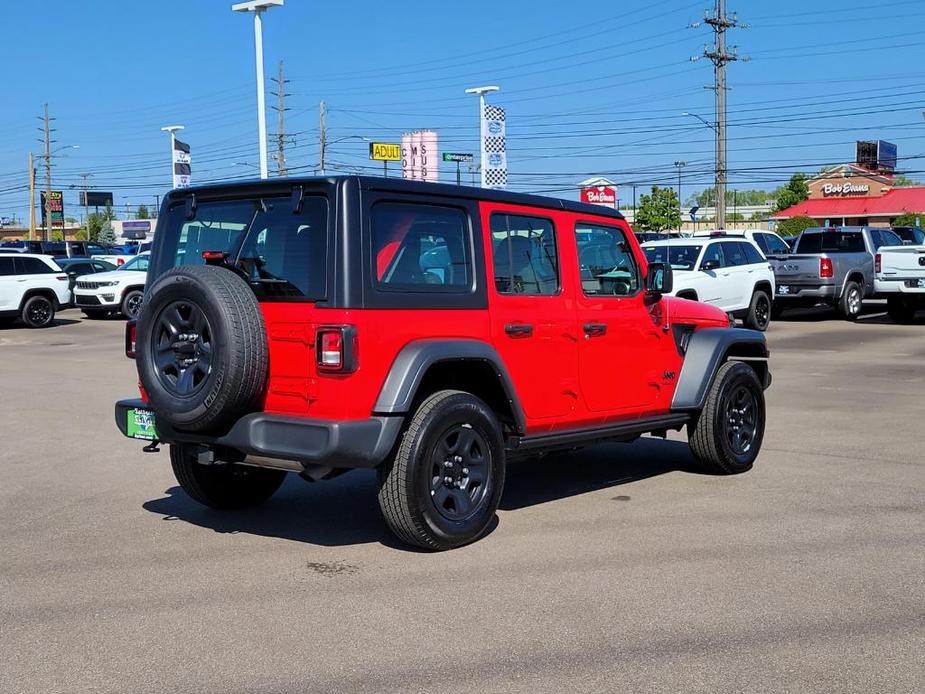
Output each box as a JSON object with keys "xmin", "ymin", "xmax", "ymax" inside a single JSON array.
[
  {"xmin": 689, "ymin": 361, "xmax": 765, "ymax": 475},
  {"xmin": 887, "ymin": 296, "xmax": 918, "ymax": 324},
  {"xmin": 121, "ymin": 289, "xmax": 144, "ymax": 319},
  {"xmin": 839, "ymin": 281, "xmax": 863, "ymax": 321},
  {"xmin": 169, "ymin": 444, "xmax": 286, "ymax": 510},
  {"xmin": 21, "ymin": 295, "xmax": 55, "ymax": 328},
  {"xmin": 745, "ymin": 290, "xmax": 771, "ymax": 331},
  {"xmin": 377, "ymin": 390, "xmax": 506, "ymax": 550}
]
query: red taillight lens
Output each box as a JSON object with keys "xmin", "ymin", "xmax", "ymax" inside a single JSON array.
[
  {"xmin": 316, "ymin": 326, "xmax": 357, "ymax": 373},
  {"xmin": 820, "ymin": 258, "xmax": 834, "ymax": 278},
  {"xmin": 116, "ymin": 258, "xmax": 125, "ymax": 266},
  {"xmin": 125, "ymin": 320, "xmax": 137, "ymax": 359},
  {"xmin": 875, "ymin": 253, "xmax": 882, "ymax": 273}
]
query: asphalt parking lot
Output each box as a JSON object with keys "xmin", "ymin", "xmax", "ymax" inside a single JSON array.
[{"xmin": 1, "ymin": 306, "xmax": 923, "ymax": 694}]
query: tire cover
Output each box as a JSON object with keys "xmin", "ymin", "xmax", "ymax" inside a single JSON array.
[{"xmin": 136, "ymin": 264, "xmax": 268, "ymax": 433}]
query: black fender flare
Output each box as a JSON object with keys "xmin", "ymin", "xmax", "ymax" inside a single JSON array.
[
  {"xmin": 671, "ymin": 328, "xmax": 770, "ymax": 410},
  {"xmin": 373, "ymin": 339, "xmax": 527, "ymax": 434}
]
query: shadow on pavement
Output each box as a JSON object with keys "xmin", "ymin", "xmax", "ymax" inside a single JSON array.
[
  {"xmin": 0, "ymin": 317, "xmax": 82, "ymax": 329},
  {"xmin": 142, "ymin": 437, "xmax": 694, "ymax": 549}
]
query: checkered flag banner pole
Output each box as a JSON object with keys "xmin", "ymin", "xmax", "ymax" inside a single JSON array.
[{"xmin": 481, "ymin": 104, "xmax": 507, "ymax": 189}]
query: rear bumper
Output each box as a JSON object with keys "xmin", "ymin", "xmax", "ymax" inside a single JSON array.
[
  {"xmin": 114, "ymin": 398, "xmax": 403, "ymax": 469},
  {"xmin": 773, "ymin": 283, "xmax": 838, "ymax": 302},
  {"xmin": 875, "ymin": 278, "xmax": 925, "ymax": 295}
]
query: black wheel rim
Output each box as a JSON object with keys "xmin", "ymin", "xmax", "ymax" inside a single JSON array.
[
  {"xmin": 755, "ymin": 295, "xmax": 770, "ymax": 328},
  {"xmin": 125, "ymin": 293, "xmax": 143, "ymax": 318},
  {"xmin": 151, "ymin": 300, "xmax": 214, "ymax": 397},
  {"xmin": 724, "ymin": 385, "xmax": 759, "ymax": 456},
  {"xmin": 429, "ymin": 424, "xmax": 491, "ymax": 522},
  {"xmin": 27, "ymin": 298, "xmax": 52, "ymax": 325}
]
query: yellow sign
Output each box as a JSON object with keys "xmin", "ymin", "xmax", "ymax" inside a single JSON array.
[{"xmin": 369, "ymin": 142, "xmax": 401, "ymax": 162}]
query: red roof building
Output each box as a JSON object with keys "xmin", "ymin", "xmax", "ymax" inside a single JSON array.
[{"xmin": 772, "ymin": 164, "xmax": 925, "ymax": 227}]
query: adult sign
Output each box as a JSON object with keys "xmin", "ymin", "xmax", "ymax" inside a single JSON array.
[
  {"xmin": 369, "ymin": 142, "xmax": 401, "ymax": 162},
  {"xmin": 580, "ymin": 185, "xmax": 617, "ymax": 208}
]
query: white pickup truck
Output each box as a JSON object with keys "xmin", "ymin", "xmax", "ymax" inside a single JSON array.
[{"xmin": 875, "ymin": 244, "xmax": 925, "ymax": 323}]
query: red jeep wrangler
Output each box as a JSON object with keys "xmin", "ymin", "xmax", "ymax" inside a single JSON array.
[{"xmin": 116, "ymin": 176, "xmax": 770, "ymax": 550}]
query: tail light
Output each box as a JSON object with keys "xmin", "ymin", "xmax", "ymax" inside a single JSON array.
[
  {"xmin": 316, "ymin": 326, "xmax": 357, "ymax": 373},
  {"xmin": 125, "ymin": 320, "xmax": 137, "ymax": 359},
  {"xmin": 875, "ymin": 253, "xmax": 882, "ymax": 273},
  {"xmin": 820, "ymin": 258, "xmax": 834, "ymax": 278},
  {"xmin": 116, "ymin": 258, "xmax": 125, "ymax": 266}
]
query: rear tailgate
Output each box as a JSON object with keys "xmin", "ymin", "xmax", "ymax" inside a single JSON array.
[
  {"xmin": 878, "ymin": 245, "xmax": 925, "ymax": 279},
  {"xmin": 771, "ymin": 255, "xmax": 825, "ymax": 284}
]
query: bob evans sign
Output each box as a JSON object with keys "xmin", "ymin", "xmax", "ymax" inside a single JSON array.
[
  {"xmin": 822, "ymin": 182, "xmax": 871, "ymax": 197},
  {"xmin": 580, "ymin": 185, "xmax": 617, "ymax": 208}
]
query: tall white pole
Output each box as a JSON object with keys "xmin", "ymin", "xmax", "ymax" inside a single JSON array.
[
  {"xmin": 478, "ymin": 93, "xmax": 486, "ymax": 188},
  {"xmin": 170, "ymin": 131, "xmax": 176, "ymax": 186},
  {"xmin": 254, "ymin": 10, "xmax": 269, "ymax": 179}
]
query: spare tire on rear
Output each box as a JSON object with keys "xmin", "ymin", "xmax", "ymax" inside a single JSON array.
[{"xmin": 136, "ymin": 264, "xmax": 268, "ymax": 433}]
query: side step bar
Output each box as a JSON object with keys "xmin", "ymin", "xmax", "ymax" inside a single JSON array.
[{"xmin": 509, "ymin": 414, "xmax": 691, "ymax": 452}]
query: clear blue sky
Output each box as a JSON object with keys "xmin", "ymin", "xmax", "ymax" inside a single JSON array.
[{"xmin": 2, "ymin": 0, "xmax": 924, "ymax": 221}]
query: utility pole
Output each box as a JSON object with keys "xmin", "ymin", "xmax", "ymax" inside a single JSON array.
[
  {"xmin": 80, "ymin": 172, "xmax": 92, "ymax": 236},
  {"xmin": 703, "ymin": 0, "xmax": 741, "ymax": 230},
  {"xmin": 270, "ymin": 60, "xmax": 290, "ymax": 176},
  {"xmin": 674, "ymin": 161, "xmax": 687, "ymax": 233},
  {"xmin": 28, "ymin": 152, "xmax": 36, "ymax": 240},
  {"xmin": 40, "ymin": 103, "xmax": 55, "ymax": 242},
  {"xmin": 319, "ymin": 100, "xmax": 327, "ymax": 175}
]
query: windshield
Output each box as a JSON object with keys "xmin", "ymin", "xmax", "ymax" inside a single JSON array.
[
  {"xmin": 643, "ymin": 244, "xmax": 702, "ymax": 271},
  {"xmin": 795, "ymin": 232, "xmax": 865, "ymax": 253},
  {"xmin": 155, "ymin": 195, "xmax": 329, "ymax": 301},
  {"xmin": 119, "ymin": 254, "xmax": 149, "ymax": 272},
  {"xmin": 892, "ymin": 228, "xmax": 925, "ymax": 244}
]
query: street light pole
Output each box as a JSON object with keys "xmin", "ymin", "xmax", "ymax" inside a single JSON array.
[
  {"xmin": 464, "ymin": 85, "xmax": 499, "ymax": 188},
  {"xmin": 161, "ymin": 125, "xmax": 184, "ymax": 188},
  {"xmin": 232, "ymin": 0, "xmax": 283, "ymax": 180}
]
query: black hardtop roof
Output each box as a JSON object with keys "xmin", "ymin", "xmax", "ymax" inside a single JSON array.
[{"xmin": 166, "ymin": 175, "xmax": 626, "ymax": 221}]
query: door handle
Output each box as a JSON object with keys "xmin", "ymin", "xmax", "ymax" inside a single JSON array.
[
  {"xmin": 583, "ymin": 322, "xmax": 607, "ymax": 337},
  {"xmin": 504, "ymin": 323, "xmax": 533, "ymax": 337}
]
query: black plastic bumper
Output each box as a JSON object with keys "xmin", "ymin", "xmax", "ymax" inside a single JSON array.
[{"xmin": 114, "ymin": 398, "xmax": 402, "ymax": 469}]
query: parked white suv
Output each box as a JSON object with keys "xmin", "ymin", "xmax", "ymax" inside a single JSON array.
[
  {"xmin": 73, "ymin": 252, "xmax": 149, "ymax": 319},
  {"xmin": 874, "ymin": 242, "xmax": 925, "ymax": 323},
  {"xmin": 691, "ymin": 228, "xmax": 792, "ymax": 257},
  {"xmin": 642, "ymin": 235, "xmax": 776, "ymax": 331},
  {"xmin": 0, "ymin": 254, "xmax": 71, "ymax": 328}
]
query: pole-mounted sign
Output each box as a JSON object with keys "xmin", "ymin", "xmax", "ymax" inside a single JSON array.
[
  {"xmin": 369, "ymin": 142, "xmax": 401, "ymax": 161},
  {"xmin": 443, "ymin": 152, "xmax": 474, "ymax": 163}
]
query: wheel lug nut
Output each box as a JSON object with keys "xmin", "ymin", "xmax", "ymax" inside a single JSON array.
[
  {"xmin": 462, "ymin": 467, "xmax": 469, "ymax": 475},
  {"xmin": 444, "ymin": 461, "xmax": 453, "ymax": 468},
  {"xmin": 454, "ymin": 455, "xmax": 462, "ymax": 463},
  {"xmin": 444, "ymin": 476, "xmax": 453, "ymax": 484}
]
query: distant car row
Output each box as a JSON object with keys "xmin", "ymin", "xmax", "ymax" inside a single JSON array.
[
  {"xmin": 640, "ymin": 225, "xmax": 925, "ymax": 327},
  {"xmin": 0, "ymin": 239, "xmax": 151, "ymax": 265},
  {"xmin": 0, "ymin": 252, "xmax": 149, "ymax": 328}
]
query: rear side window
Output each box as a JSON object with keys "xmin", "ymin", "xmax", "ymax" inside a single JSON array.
[
  {"xmin": 371, "ymin": 202, "xmax": 472, "ymax": 291},
  {"xmin": 796, "ymin": 232, "xmax": 865, "ymax": 254},
  {"xmin": 872, "ymin": 230, "xmax": 902, "ymax": 249},
  {"xmin": 762, "ymin": 234, "xmax": 790, "ymax": 255},
  {"xmin": 0, "ymin": 257, "xmax": 14, "ymax": 275},
  {"xmin": 721, "ymin": 242, "xmax": 750, "ymax": 267},
  {"xmin": 575, "ymin": 223, "xmax": 639, "ymax": 296},
  {"xmin": 490, "ymin": 213, "xmax": 558, "ymax": 295},
  {"xmin": 741, "ymin": 242, "xmax": 765, "ymax": 265},
  {"xmin": 159, "ymin": 196, "xmax": 329, "ymax": 301},
  {"xmin": 17, "ymin": 257, "xmax": 54, "ymax": 274}
]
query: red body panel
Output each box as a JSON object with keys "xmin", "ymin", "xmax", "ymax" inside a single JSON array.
[{"xmin": 251, "ymin": 199, "xmax": 728, "ymax": 436}]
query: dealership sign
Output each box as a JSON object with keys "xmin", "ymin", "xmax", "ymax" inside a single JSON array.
[
  {"xmin": 822, "ymin": 182, "xmax": 870, "ymax": 197},
  {"xmin": 580, "ymin": 185, "xmax": 617, "ymax": 208}
]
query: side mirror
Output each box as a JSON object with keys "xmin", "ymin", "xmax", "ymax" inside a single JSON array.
[
  {"xmin": 701, "ymin": 259, "xmax": 720, "ymax": 272},
  {"xmin": 646, "ymin": 262, "xmax": 673, "ymax": 296}
]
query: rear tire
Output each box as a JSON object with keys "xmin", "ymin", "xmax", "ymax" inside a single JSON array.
[
  {"xmin": 689, "ymin": 361, "xmax": 765, "ymax": 475},
  {"xmin": 887, "ymin": 296, "xmax": 918, "ymax": 324},
  {"xmin": 839, "ymin": 281, "xmax": 862, "ymax": 321},
  {"xmin": 744, "ymin": 290, "xmax": 771, "ymax": 331},
  {"xmin": 21, "ymin": 295, "xmax": 55, "ymax": 328},
  {"xmin": 377, "ymin": 390, "xmax": 505, "ymax": 550},
  {"xmin": 169, "ymin": 444, "xmax": 286, "ymax": 510}
]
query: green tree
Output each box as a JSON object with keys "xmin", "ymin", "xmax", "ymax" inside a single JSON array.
[
  {"xmin": 85, "ymin": 212, "xmax": 104, "ymax": 242},
  {"xmin": 690, "ymin": 187, "xmax": 774, "ymax": 208},
  {"xmin": 50, "ymin": 229, "xmax": 64, "ymax": 241},
  {"xmin": 891, "ymin": 175, "xmax": 920, "ymax": 188},
  {"xmin": 101, "ymin": 204, "xmax": 116, "ymax": 222},
  {"xmin": 136, "ymin": 204, "xmax": 149, "ymax": 219},
  {"xmin": 636, "ymin": 186, "xmax": 681, "ymax": 232},
  {"xmin": 776, "ymin": 216, "xmax": 816, "ymax": 237},
  {"xmin": 892, "ymin": 212, "xmax": 925, "ymax": 227},
  {"xmin": 774, "ymin": 173, "xmax": 810, "ymax": 212},
  {"xmin": 98, "ymin": 221, "xmax": 117, "ymax": 245},
  {"xmin": 74, "ymin": 227, "xmax": 89, "ymax": 240}
]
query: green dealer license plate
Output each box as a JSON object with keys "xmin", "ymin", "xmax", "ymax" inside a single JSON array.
[{"xmin": 126, "ymin": 408, "xmax": 158, "ymax": 440}]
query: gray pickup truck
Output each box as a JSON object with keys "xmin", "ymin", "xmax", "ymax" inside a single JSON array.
[{"xmin": 770, "ymin": 226, "xmax": 902, "ymax": 320}]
